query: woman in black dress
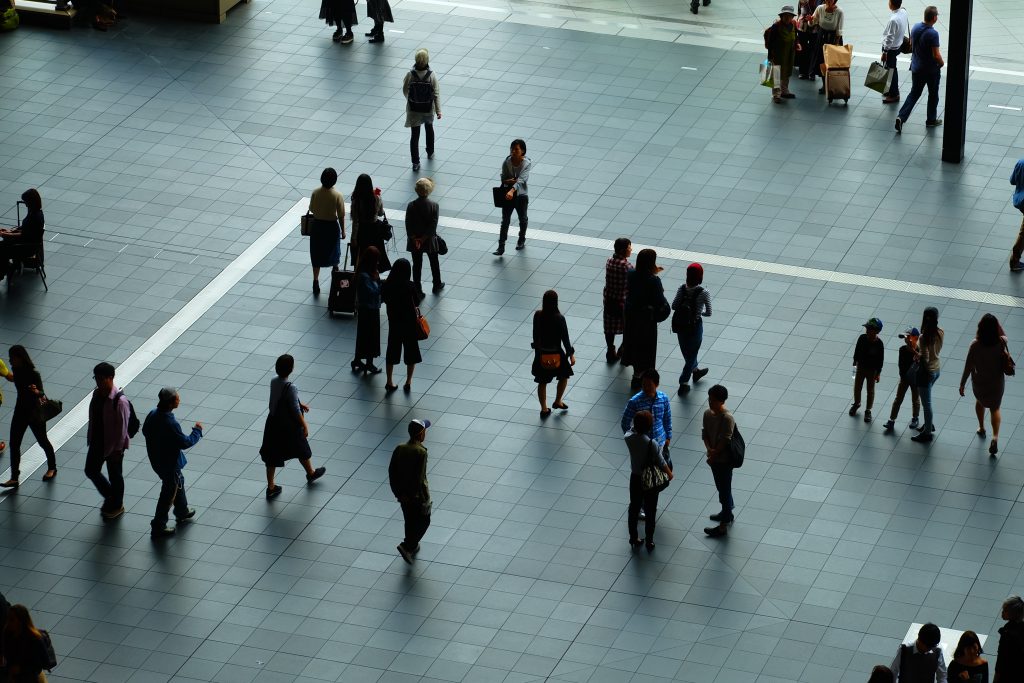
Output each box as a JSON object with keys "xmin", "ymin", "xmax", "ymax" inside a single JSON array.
[
  {"xmin": 621, "ymin": 248, "xmax": 669, "ymax": 392},
  {"xmin": 382, "ymin": 259, "xmax": 421, "ymax": 393},
  {"xmin": 365, "ymin": 0, "xmax": 393, "ymax": 43},
  {"xmin": 353, "ymin": 246, "xmax": 383, "ymax": 375},
  {"xmin": 319, "ymin": 0, "xmax": 356, "ymax": 44},
  {"xmin": 949, "ymin": 631, "xmax": 988, "ymax": 683},
  {"xmin": 350, "ymin": 174, "xmax": 390, "ymax": 273},
  {"xmin": 259, "ymin": 354, "xmax": 326, "ymax": 500},
  {"xmin": 1, "ymin": 345, "xmax": 57, "ymax": 487},
  {"xmin": 532, "ymin": 290, "xmax": 575, "ymax": 417}
]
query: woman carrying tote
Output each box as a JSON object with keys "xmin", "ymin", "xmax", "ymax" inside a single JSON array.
[
  {"xmin": 382, "ymin": 259, "xmax": 422, "ymax": 393},
  {"xmin": 1, "ymin": 345, "xmax": 57, "ymax": 487},
  {"xmin": 531, "ymin": 290, "xmax": 575, "ymax": 417},
  {"xmin": 259, "ymin": 354, "xmax": 327, "ymax": 500},
  {"xmin": 624, "ymin": 410, "xmax": 672, "ymax": 551},
  {"xmin": 308, "ymin": 168, "xmax": 346, "ymax": 295},
  {"xmin": 960, "ymin": 313, "xmax": 1011, "ymax": 456}
]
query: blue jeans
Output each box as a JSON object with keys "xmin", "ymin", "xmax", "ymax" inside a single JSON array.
[
  {"xmin": 710, "ymin": 463, "xmax": 734, "ymax": 518},
  {"xmin": 919, "ymin": 370, "xmax": 939, "ymax": 430},
  {"xmin": 898, "ymin": 69, "xmax": 941, "ymax": 123},
  {"xmin": 677, "ymin": 321, "xmax": 703, "ymax": 385}
]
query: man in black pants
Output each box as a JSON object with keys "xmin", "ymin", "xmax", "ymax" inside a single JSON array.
[
  {"xmin": 880, "ymin": 0, "xmax": 909, "ymax": 104},
  {"xmin": 85, "ymin": 362, "xmax": 130, "ymax": 520},
  {"xmin": 389, "ymin": 419, "xmax": 432, "ymax": 564}
]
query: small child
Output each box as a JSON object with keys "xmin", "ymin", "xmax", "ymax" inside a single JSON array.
[
  {"xmin": 883, "ymin": 327, "xmax": 921, "ymax": 432},
  {"xmin": 850, "ymin": 317, "xmax": 884, "ymax": 423}
]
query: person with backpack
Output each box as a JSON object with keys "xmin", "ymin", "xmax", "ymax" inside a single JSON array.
[
  {"xmin": 0, "ymin": 346, "xmax": 58, "ymax": 489},
  {"xmin": 672, "ymin": 262, "xmax": 712, "ymax": 395},
  {"xmin": 890, "ymin": 622, "xmax": 947, "ymax": 683},
  {"xmin": 703, "ymin": 384, "xmax": 737, "ymax": 538},
  {"xmin": 403, "ymin": 49, "xmax": 442, "ymax": 173},
  {"xmin": 86, "ymin": 362, "xmax": 134, "ymax": 520},
  {"xmin": 142, "ymin": 388, "xmax": 202, "ymax": 539}
]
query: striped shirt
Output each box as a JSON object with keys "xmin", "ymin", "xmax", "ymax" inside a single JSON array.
[{"xmin": 671, "ymin": 284, "xmax": 712, "ymax": 318}]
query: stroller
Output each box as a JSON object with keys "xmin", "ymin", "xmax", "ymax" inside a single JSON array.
[{"xmin": 822, "ymin": 43, "xmax": 853, "ymax": 105}]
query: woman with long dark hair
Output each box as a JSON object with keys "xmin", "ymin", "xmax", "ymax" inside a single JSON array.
[
  {"xmin": 350, "ymin": 174, "xmax": 389, "ymax": 272},
  {"xmin": 531, "ymin": 290, "xmax": 575, "ymax": 417},
  {"xmin": 960, "ymin": 313, "xmax": 1010, "ymax": 456},
  {"xmin": 1, "ymin": 345, "xmax": 57, "ymax": 487},
  {"xmin": 382, "ymin": 258, "xmax": 421, "ymax": 392},
  {"xmin": 948, "ymin": 630, "xmax": 988, "ymax": 683},
  {"xmin": 912, "ymin": 306, "xmax": 943, "ymax": 443},
  {"xmin": 308, "ymin": 168, "xmax": 346, "ymax": 295},
  {"xmin": 621, "ymin": 249, "xmax": 669, "ymax": 392},
  {"xmin": 353, "ymin": 246, "xmax": 383, "ymax": 375},
  {"xmin": 2, "ymin": 604, "xmax": 50, "ymax": 682}
]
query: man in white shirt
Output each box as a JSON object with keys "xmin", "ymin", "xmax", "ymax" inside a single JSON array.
[{"xmin": 880, "ymin": 0, "xmax": 909, "ymax": 104}]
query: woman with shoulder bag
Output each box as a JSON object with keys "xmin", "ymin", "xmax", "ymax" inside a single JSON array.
[
  {"xmin": 352, "ymin": 246, "xmax": 383, "ymax": 376},
  {"xmin": 624, "ymin": 410, "xmax": 672, "ymax": 552},
  {"xmin": 960, "ymin": 313, "xmax": 1011, "ymax": 456},
  {"xmin": 350, "ymin": 174, "xmax": 390, "ymax": 273},
  {"xmin": 621, "ymin": 249, "xmax": 669, "ymax": 392},
  {"xmin": 381, "ymin": 259, "xmax": 422, "ymax": 393},
  {"xmin": 405, "ymin": 177, "xmax": 443, "ymax": 300},
  {"xmin": 912, "ymin": 306, "xmax": 943, "ymax": 443},
  {"xmin": 308, "ymin": 168, "xmax": 346, "ymax": 295},
  {"xmin": 531, "ymin": 290, "xmax": 575, "ymax": 418},
  {"xmin": 809, "ymin": 0, "xmax": 844, "ymax": 94},
  {"xmin": 1, "ymin": 345, "xmax": 57, "ymax": 488}
]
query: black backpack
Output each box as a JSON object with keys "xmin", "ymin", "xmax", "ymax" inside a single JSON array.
[
  {"xmin": 407, "ymin": 70, "xmax": 434, "ymax": 114},
  {"xmin": 114, "ymin": 391, "xmax": 141, "ymax": 438},
  {"xmin": 672, "ymin": 286, "xmax": 703, "ymax": 334},
  {"xmin": 729, "ymin": 425, "xmax": 745, "ymax": 468}
]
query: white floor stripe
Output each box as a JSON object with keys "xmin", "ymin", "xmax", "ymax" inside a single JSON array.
[{"xmin": 0, "ymin": 198, "xmax": 309, "ymax": 492}]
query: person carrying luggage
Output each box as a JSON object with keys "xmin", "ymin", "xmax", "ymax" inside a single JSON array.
[{"xmin": 807, "ymin": 0, "xmax": 844, "ymax": 95}]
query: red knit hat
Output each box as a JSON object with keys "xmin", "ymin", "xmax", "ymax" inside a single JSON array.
[{"xmin": 686, "ymin": 262, "xmax": 704, "ymax": 285}]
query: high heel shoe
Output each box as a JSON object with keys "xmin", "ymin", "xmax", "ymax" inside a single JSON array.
[
  {"xmin": 363, "ymin": 364, "xmax": 382, "ymax": 375},
  {"xmin": 385, "ymin": 383, "xmax": 399, "ymax": 393},
  {"xmin": 313, "ymin": 280, "xmax": 321, "ymax": 295},
  {"xmin": 351, "ymin": 360, "xmax": 364, "ymax": 373}
]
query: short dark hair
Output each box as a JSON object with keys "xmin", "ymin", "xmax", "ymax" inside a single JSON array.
[
  {"xmin": 918, "ymin": 623, "xmax": 941, "ymax": 649},
  {"xmin": 613, "ymin": 237, "xmax": 631, "ymax": 257},
  {"xmin": 321, "ymin": 167, "xmax": 338, "ymax": 188},
  {"xmin": 889, "ymin": 0, "xmax": 902, "ymax": 7},
  {"xmin": 511, "ymin": 139, "xmax": 526, "ymax": 154},
  {"xmin": 641, "ymin": 368, "xmax": 660, "ymax": 385},
  {"xmin": 868, "ymin": 665, "xmax": 893, "ymax": 683},
  {"xmin": 275, "ymin": 354, "xmax": 294, "ymax": 377},
  {"xmin": 632, "ymin": 410, "xmax": 653, "ymax": 434},
  {"xmin": 924, "ymin": 5, "xmax": 938, "ymax": 21},
  {"xmin": 93, "ymin": 362, "xmax": 115, "ymax": 379},
  {"xmin": 708, "ymin": 384, "xmax": 728, "ymax": 403},
  {"xmin": 21, "ymin": 188, "xmax": 42, "ymax": 212}
]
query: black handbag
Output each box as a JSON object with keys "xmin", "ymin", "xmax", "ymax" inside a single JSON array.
[
  {"xmin": 37, "ymin": 395, "xmax": 63, "ymax": 422},
  {"xmin": 374, "ymin": 212, "xmax": 393, "ymax": 241},
  {"xmin": 492, "ymin": 186, "xmax": 513, "ymax": 207},
  {"xmin": 432, "ymin": 235, "xmax": 448, "ymax": 255}
]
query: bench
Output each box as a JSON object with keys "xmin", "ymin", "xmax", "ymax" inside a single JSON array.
[{"xmin": 14, "ymin": 0, "xmax": 76, "ymax": 28}]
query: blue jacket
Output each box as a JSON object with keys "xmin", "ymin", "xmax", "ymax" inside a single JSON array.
[
  {"xmin": 142, "ymin": 408, "xmax": 202, "ymax": 475},
  {"xmin": 1012, "ymin": 159, "xmax": 1024, "ymax": 213}
]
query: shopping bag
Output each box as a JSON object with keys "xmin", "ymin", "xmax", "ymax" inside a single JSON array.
[
  {"xmin": 864, "ymin": 61, "xmax": 893, "ymax": 94},
  {"xmin": 759, "ymin": 60, "xmax": 775, "ymax": 88}
]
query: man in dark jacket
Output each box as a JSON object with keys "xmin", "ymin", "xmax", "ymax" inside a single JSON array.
[
  {"xmin": 405, "ymin": 178, "xmax": 443, "ymax": 299},
  {"xmin": 142, "ymin": 388, "xmax": 202, "ymax": 539},
  {"xmin": 389, "ymin": 418, "xmax": 431, "ymax": 564},
  {"xmin": 995, "ymin": 595, "xmax": 1024, "ymax": 683}
]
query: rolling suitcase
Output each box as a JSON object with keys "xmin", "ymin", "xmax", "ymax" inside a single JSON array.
[
  {"xmin": 826, "ymin": 68, "xmax": 850, "ymax": 104},
  {"xmin": 328, "ymin": 244, "xmax": 356, "ymax": 317}
]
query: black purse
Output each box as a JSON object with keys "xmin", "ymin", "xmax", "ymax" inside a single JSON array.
[
  {"xmin": 492, "ymin": 186, "xmax": 513, "ymax": 207},
  {"xmin": 37, "ymin": 395, "xmax": 63, "ymax": 422},
  {"xmin": 432, "ymin": 235, "xmax": 448, "ymax": 255}
]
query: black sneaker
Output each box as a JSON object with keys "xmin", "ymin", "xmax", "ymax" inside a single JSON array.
[
  {"xmin": 266, "ymin": 485, "xmax": 283, "ymax": 500},
  {"xmin": 340, "ymin": 31, "xmax": 354, "ymax": 44},
  {"xmin": 911, "ymin": 431, "xmax": 933, "ymax": 443},
  {"xmin": 493, "ymin": 246, "xmax": 505, "ymax": 256},
  {"xmin": 692, "ymin": 368, "xmax": 709, "ymax": 382},
  {"xmin": 704, "ymin": 525, "xmax": 727, "ymax": 538},
  {"xmin": 883, "ymin": 420, "xmax": 895, "ymax": 432},
  {"xmin": 397, "ymin": 544, "xmax": 413, "ymax": 564},
  {"xmin": 895, "ymin": 117, "xmax": 902, "ymax": 134},
  {"xmin": 175, "ymin": 508, "xmax": 196, "ymax": 523},
  {"xmin": 515, "ymin": 241, "xmax": 525, "ymax": 250},
  {"xmin": 332, "ymin": 29, "xmax": 342, "ymax": 42},
  {"xmin": 678, "ymin": 383, "xmax": 690, "ymax": 395},
  {"xmin": 412, "ymin": 163, "xmax": 420, "ymax": 172},
  {"xmin": 864, "ymin": 410, "xmax": 872, "ymax": 424},
  {"xmin": 709, "ymin": 512, "xmax": 733, "ymax": 523},
  {"xmin": 432, "ymin": 282, "xmax": 445, "ymax": 294},
  {"xmin": 926, "ymin": 119, "xmax": 943, "ymax": 127},
  {"xmin": 306, "ymin": 467, "xmax": 326, "ymax": 484},
  {"xmin": 848, "ymin": 403, "xmax": 859, "ymax": 417}
]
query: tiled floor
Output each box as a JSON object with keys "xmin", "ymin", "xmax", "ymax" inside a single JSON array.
[{"xmin": 1, "ymin": 1, "xmax": 1024, "ymax": 681}]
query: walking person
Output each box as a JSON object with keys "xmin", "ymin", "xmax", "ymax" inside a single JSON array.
[
  {"xmin": 621, "ymin": 368, "xmax": 673, "ymax": 468},
  {"xmin": 808, "ymin": 0, "xmax": 844, "ymax": 95},
  {"xmin": 493, "ymin": 139, "xmax": 531, "ymax": 256},
  {"xmin": 532, "ymin": 290, "xmax": 576, "ymax": 418},
  {"xmin": 85, "ymin": 362, "xmax": 129, "ymax": 519},
  {"xmin": 1009, "ymin": 159, "xmax": 1024, "ymax": 272},
  {"xmin": 948, "ymin": 631, "xmax": 988, "ymax": 683},
  {"xmin": 895, "ymin": 6, "xmax": 943, "ymax": 133},
  {"xmin": 625, "ymin": 410, "xmax": 672, "ymax": 551},
  {"xmin": 405, "ymin": 177, "xmax": 443, "ymax": 298},
  {"xmin": 2, "ymin": 604, "xmax": 51, "ymax": 683},
  {"xmin": 0, "ymin": 356, "xmax": 8, "ymax": 454},
  {"xmin": 764, "ymin": 6, "xmax": 801, "ymax": 104},
  {"xmin": 350, "ymin": 174, "xmax": 389, "ymax": 273},
  {"xmin": 142, "ymin": 388, "xmax": 201, "ymax": 539},
  {"xmin": 319, "ymin": 0, "xmax": 355, "ymax": 44},
  {"xmin": 353, "ymin": 246, "xmax": 383, "ymax": 376},
  {"xmin": 403, "ymin": 49, "xmax": 442, "ymax": 173},
  {"xmin": 365, "ymin": 0, "xmax": 392, "ymax": 43},
  {"xmin": 672, "ymin": 262, "xmax": 712, "ymax": 394},
  {"xmin": 0, "ymin": 346, "xmax": 57, "ymax": 488},
  {"xmin": 389, "ymin": 418, "xmax": 432, "ymax": 564},
  {"xmin": 703, "ymin": 384, "xmax": 737, "ymax": 538},
  {"xmin": 849, "ymin": 317, "xmax": 884, "ymax": 423},
  {"xmin": 994, "ymin": 596, "xmax": 1024, "ymax": 683},
  {"xmin": 621, "ymin": 249, "xmax": 669, "ymax": 392},
  {"xmin": 308, "ymin": 168, "xmax": 346, "ymax": 295},
  {"xmin": 259, "ymin": 354, "xmax": 327, "ymax": 500},
  {"xmin": 603, "ymin": 237, "xmax": 633, "ymax": 363},
  {"xmin": 381, "ymin": 258, "xmax": 422, "ymax": 393},
  {"xmin": 883, "ymin": 327, "xmax": 921, "ymax": 433},
  {"xmin": 880, "ymin": 0, "xmax": 909, "ymax": 104},
  {"xmin": 912, "ymin": 307, "xmax": 943, "ymax": 443},
  {"xmin": 960, "ymin": 313, "xmax": 1011, "ymax": 456}
]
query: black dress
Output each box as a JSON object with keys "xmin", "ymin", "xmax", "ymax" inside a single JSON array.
[
  {"xmin": 319, "ymin": 0, "xmax": 357, "ymax": 28},
  {"xmin": 947, "ymin": 660, "xmax": 988, "ymax": 683},
  {"xmin": 621, "ymin": 271, "xmax": 667, "ymax": 375},
  {"xmin": 531, "ymin": 312, "xmax": 574, "ymax": 383},
  {"xmin": 259, "ymin": 379, "xmax": 312, "ymax": 467},
  {"xmin": 355, "ymin": 272, "xmax": 382, "ymax": 360},
  {"xmin": 382, "ymin": 280, "xmax": 421, "ymax": 366}
]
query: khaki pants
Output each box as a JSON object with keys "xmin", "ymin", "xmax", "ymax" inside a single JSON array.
[
  {"xmin": 1012, "ymin": 215, "xmax": 1024, "ymax": 265},
  {"xmin": 853, "ymin": 365, "xmax": 877, "ymax": 410},
  {"xmin": 770, "ymin": 63, "xmax": 790, "ymax": 98},
  {"xmin": 889, "ymin": 379, "xmax": 920, "ymax": 421}
]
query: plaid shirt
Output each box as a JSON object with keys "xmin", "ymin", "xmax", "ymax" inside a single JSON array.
[
  {"xmin": 603, "ymin": 256, "xmax": 633, "ymax": 306},
  {"xmin": 621, "ymin": 390, "xmax": 672, "ymax": 445}
]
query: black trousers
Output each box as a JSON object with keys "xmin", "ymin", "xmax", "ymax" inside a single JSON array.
[
  {"xmin": 628, "ymin": 474, "xmax": 660, "ymax": 543},
  {"xmin": 153, "ymin": 469, "xmax": 189, "ymax": 529},
  {"xmin": 410, "ymin": 124, "xmax": 434, "ymax": 164},
  {"xmin": 400, "ymin": 500, "xmax": 430, "ymax": 550},
  {"xmin": 9, "ymin": 410, "xmax": 56, "ymax": 479},
  {"xmin": 710, "ymin": 463, "xmax": 735, "ymax": 519},
  {"xmin": 499, "ymin": 195, "xmax": 528, "ymax": 246},
  {"xmin": 84, "ymin": 447, "xmax": 125, "ymax": 511},
  {"xmin": 411, "ymin": 249, "xmax": 441, "ymax": 290},
  {"xmin": 883, "ymin": 49, "xmax": 900, "ymax": 97}
]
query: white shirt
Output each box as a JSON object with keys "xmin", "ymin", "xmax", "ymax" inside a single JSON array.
[{"xmin": 882, "ymin": 7, "xmax": 909, "ymax": 51}]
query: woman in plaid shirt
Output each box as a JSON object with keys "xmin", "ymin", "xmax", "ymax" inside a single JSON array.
[{"xmin": 603, "ymin": 238, "xmax": 634, "ymax": 363}]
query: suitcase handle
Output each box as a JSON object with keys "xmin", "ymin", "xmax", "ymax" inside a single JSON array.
[{"xmin": 343, "ymin": 242, "xmax": 351, "ymax": 271}]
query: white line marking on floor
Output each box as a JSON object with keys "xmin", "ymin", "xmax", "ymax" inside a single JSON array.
[
  {"xmin": 404, "ymin": 0, "xmax": 505, "ymax": 13},
  {"xmin": 681, "ymin": 66, "xmax": 698, "ymax": 70},
  {"xmin": 0, "ymin": 198, "xmax": 309, "ymax": 492},
  {"xmin": 989, "ymin": 105, "xmax": 1022, "ymax": 111}
]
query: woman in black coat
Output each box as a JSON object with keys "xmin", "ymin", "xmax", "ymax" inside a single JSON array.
[
  {"xmin": 405, "ymin": 177, "xmax": 443, "ymax": 299},
  {"xmin": 382, "ymin": 258, "xmax": 422, "ymax": 393},
  {"xmin": 621, "ymin": 248, "xmax": 669, "ymax": 391},
  {"xmin": 353, "ymin": 246, "xmax": 383, "ymax": 375},
  {"xmin": 532, "ymin": 290, "xmax": 575, "ymax": 417}
]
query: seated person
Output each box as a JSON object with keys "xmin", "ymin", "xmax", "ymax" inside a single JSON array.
[{"xmin": 0, "ymin": 189, "xmax": 44, "ymax": 281}]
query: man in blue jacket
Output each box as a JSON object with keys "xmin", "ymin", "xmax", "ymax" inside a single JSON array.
[
  {"xmin": 142, "ymin": 387, "xmax": 203, "ymax": 539},
  {"xmin": 1010, "ymin": 159, "xmax": 1024, "ymax": 272}
]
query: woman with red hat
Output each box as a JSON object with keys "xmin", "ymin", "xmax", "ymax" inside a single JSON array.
[{"xmin": 671, "ymin": 263, "xmax": 712, "ymax": 394}]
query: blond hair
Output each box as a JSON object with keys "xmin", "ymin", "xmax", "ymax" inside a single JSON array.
[
  {"xmin": 414, "ymin": 48, "xmax": 429, "ymax": 69},
  {"xmin": 414, "ymin": 178, "xmax": 434, "ymax": 197}
]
